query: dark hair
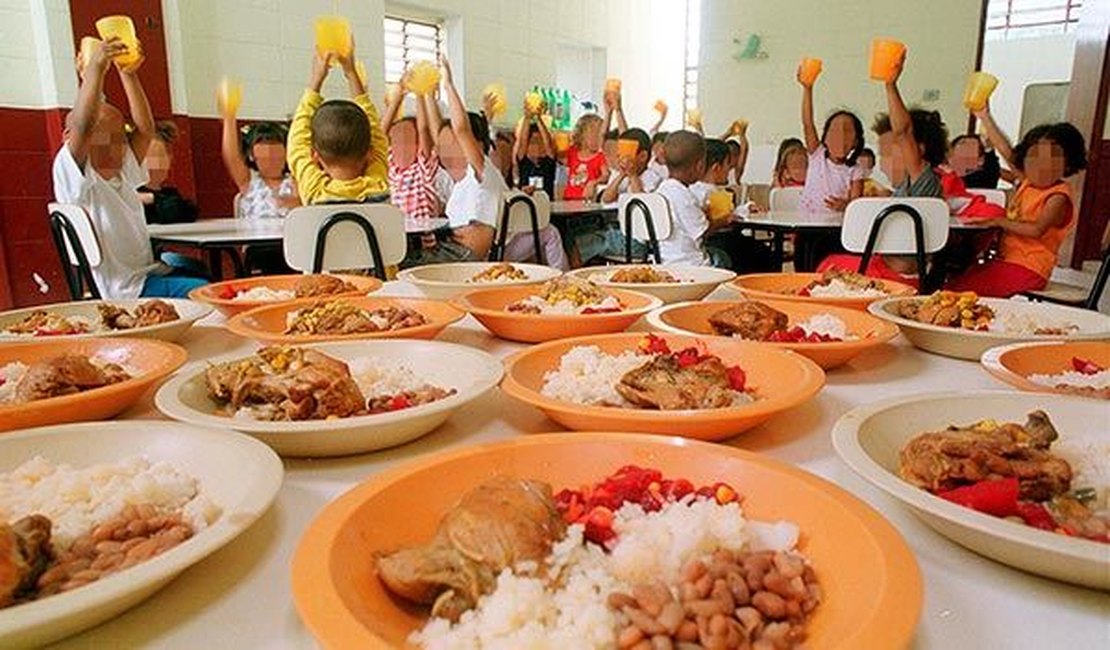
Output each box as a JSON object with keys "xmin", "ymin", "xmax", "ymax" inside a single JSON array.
[
  {"xmin": 652, "ymin": 132, "xmax": 668, "ymax": 147},
  {"xmin": 467, "ymin": 111, "xmax": 492, "ymax": 154},
  {"xmin": 242, "ymin": 121, "xmax": 289, "ymax": 171},
  {"xmin": 704, "ymin": 138, "xmax": 730, "ymax": 168},
  {"xmin": 1013, "ymin": 122, "xmax": 1087, "ymax": 177},
  {"xmin": 821, "ymin": 110, "xmax": 864, "ymax": 165},
  {"xmin": 605, "ymin": 128, "xmax": 620, "ymax": 142},
  {"xmin": 858, "ymin": 147, "xmax": 875, "ymax": 161},
  {"xmin": 725, "ymin": 139, "xmax": 741, "ymax": 156},
  {"xmin": 951, "ymin": 133, "xmax": 985, "ymax": 156},
  {"xmin": 773, "ymin": 137, "xmax": 807, "ymax": 181},
  {"xmin": 620, "ymin": 127, "xmax": 651, "ymax": 155},
  {"xmin": 663, "ymin": 131, "xmax": 706, "ymax": 172},
  {"xmin": 872, "ymin": 110, "xmax": 949, "ymax": 167},
  {"xmin": 154, "ymin": 120, "xmax": 178, "ymax": 143},
  {"xmin": 311, "ymin": 100, "xmax": 371, "ymax": 163}
]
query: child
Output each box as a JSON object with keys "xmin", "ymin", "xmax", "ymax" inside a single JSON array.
[
  {"xmin": 287, "ymin": 40, "xmax": 389, "ymax": 204},
  {"xmin": 874, "ymin": 54, "xmax": 946, "ymax": 199},
  {"xmin": 382, "ymin": 78, "xmax": 440, "ymax": 223},
  {"xmin": 599, "ymin": 128, "xmax": 663, "ymax": 203},
  {"xmin": 691, "ymin": 139, "xmax": 775, "ymax": 273},
  {"xmin": 724, "ymin": 135, "xmax": 748, "ymax": 186},
  {"xmin": 772, "ymin": 138, "xmax": 808, "ymax": 188},
  {"xmin": 647, "ymin": 131, "xmax": 669, "ymax": 181},
  {"xmin": 53, "ymin": 38, "xmax": 206, "ymax": 299},
  {"xmin": 220, "ymin": 96, "xmax": 298, "ymax": 219},
  {"xmin": 654, "ymin": 131, "xmax": 729, "ymax": 267},
  {"xmin": 947, "ymin": 108, "xmax": 1087, "ymax": 297},
  {"xmin": 425, "ymin": 57, "xmax": 568, "ymax": 270},
  {"xmin": 797, "ymin": 68, "xmax": 865, "ymax": 212},
  {"xmin": 513, "ymin": 97, "xmax": 557, "ymax": 197},
  {"xmin": 949, "ymin": 134, "xmax": 1002, "ymax": 189},
  {"xmin": 562, "ymin": 113, "xmax": 608, "ymax": 200},
  {"xmin": 855, "ymin": 147, "xmax": 890, "ymax": 197},
  {"xmin": 140, "ymin": 121, "xmax": 197, "ymax": 224}
]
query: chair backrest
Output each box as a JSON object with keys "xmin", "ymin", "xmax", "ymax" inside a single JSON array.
[
  {"xmin": 747, "ymin": 183, "xmax": 771, "ymax": 211},
  {"xmin": 232, "ymin": 192, "xmax": 243, "ymax": 219},
  {"xmin": 283, "ymin": 204, "xmax": 408, "ymax": 278},
  {"xmin": 48, "ymin": 203, "xmax": 101, "ymax": 267},
  {"xmin": 498, "ymin": 190, "xmax": 552, "ymax": 234},
  {"xmin": 841, "ymin": 198, "xmax": 951, "ymax": 255},
  {"xmin": 47, "ymin": 202, "xmax": 102, "ymax": 300},
  {"xmin": 967, "ymin": 188, "xmax": 1007, "ymax": 208},
  {"xmin": 769, "ymin": 186, "xmax": 802, "ymax": 212},
  {"xmin": 618, "ymin": 193, "xmax": 673, "ymax": 263}
]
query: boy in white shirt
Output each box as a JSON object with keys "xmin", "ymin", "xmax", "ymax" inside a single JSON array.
[
  {"xmin": 599, "ymin": 128, "xmax": 663, "ymax": 204},
  {"xmin": 52, "ymin": 38, "xmax": 206, "ymax": 299},
  {"xmin": 654, "ymin": 131, "xmax": 733, "ymax": 267}
]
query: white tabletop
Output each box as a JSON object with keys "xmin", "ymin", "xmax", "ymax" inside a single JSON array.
[
  {"xmin": 551, "ymin": 200, "xmax": 619, "ymax": 216},
  {"xmin": 742, "ymin": 211, "xmax": 992, "ymax": 231},
  {"xmin": 46, "ymin": 283, "xmax": 1108, "ymax": 649},
  {"xmin": 148, "ymin": 217, "xmax": 448, "ymax": 246}
]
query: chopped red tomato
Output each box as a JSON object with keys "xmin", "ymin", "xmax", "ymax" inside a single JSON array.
[
  {"xmin": 675, "ymin": 347, "xmax": 702, "ymax": 368},
  {"xmin": 765, "ymin": 326, "xmax": 842, "ymax": 343},
  {"xmin": 217, "ymin": 285, "xmax": 238, "ymax": 300},
  {"xmin": 937, "ymin": 477, "xmax": 1020, "ymax": 518},
  {"xmin": 388, "ymin": 394, "xmax": 412, "ymax": 411},
  {"xmin": 1072, "ymin": 356, "xmax": 1104, "ymax": 375},
  {"xmin": 726, "ymin": 366, "xmax": 747, "ymax": 391},
  {"xmin": 638, "ymin": 334, "xmax": 672, "ymax": 355},
  {"xmin": 582, "ymin": 306, "xmax": 622, "ymax": 314},
  {"xmin": 1015, "ymin": 502, "xmax": 1057, "ymax": 531}
]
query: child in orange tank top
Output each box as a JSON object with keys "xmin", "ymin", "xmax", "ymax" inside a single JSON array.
[{"xmin": 947, "ymin": 108, "xmax": 1087, "ymax": 298}]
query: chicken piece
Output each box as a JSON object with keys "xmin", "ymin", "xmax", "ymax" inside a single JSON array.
[
  {"xmin": 470, "ymin": 263, "xmax": 527, "ymax": 282},
  {"xmin": 900, "ymin": 411, "xmax": 1072, "ymax": 501},
  {"xmin": 293, "ymin": 274, "xmax": 359, "ymax": 298},
  {"xmin": 898, "ymin": 291, "xmax": 994, "ymax": 330},
  {"xmin": 5, "ymin": 311, "xmax": 89, "ymax": 336},
  {"xmin": 0, "ymin": 515, "xmax": 53, "ymax": 609},
  {"xmin": 617, "ymin": 354, "xmax": 739, "ymax": 410},
  {"xmin": 609, "ymin": 267, "xmax": 677, "ymax": 283},
  {"xmin": 376, "ymin": 477, "xmax": 566, "ymax": 621},
  {"xmin": 98, "ymin": 300, "xmax": 179, "ymax": 330},
  {"xmin": 14, "ymin": 355, "xmax": 129, "ymax": 403},
  {"xmin": 708, "ymin": 302, "xmax": 789, "ymax": 341},
  {"xmin": 285, "ymin": 303, "xmax": 426, "ymax": 335}
]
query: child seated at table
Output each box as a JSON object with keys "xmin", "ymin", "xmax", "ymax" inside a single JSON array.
[
  {"xmin": 856, "ymin": 148, "xmax": 890, "ymax": 197},
  {"xmin": 653, "ymin": 131, "xmax": 730, "ymax": 267},
  {"xmin": 949, "ymin": 134, "xmax": 1002, "ymax": 189},
  {"xmin": 648, "ymin": 131, "xmax": 669, "ymax": 180},
  {"xmin": 220, "ymin": 103, "xmax": 298, "ymax": 219},
  {"xmin": 513, "ymin": 99, "xmax": 557, "ymax": 198},
  {"xmin": 599, "ymin": 128, "xmax": 663, "ymax": 203},
  {"xmin": 772, "ymin": 137, "xmax": 808, "ymax": 188},
  {"xmin": 287, "ymin": 40, "xmax": 389, "ymax": 205},
  {"xmin": 382, "ymin": 79, "xmax": 440, "ymax": 223},
  {"xmin": 691, "ymin": 139, "xmax": 775, "ymax": 273},
  {"xmin": 797, "ymin": 69, "xmax": 865, "ymax": 213},
  {"xmin": 53, "ymin": 37, "xmax": 206, "ymax": 299},
  {"xmin": 947, "ymin": 109, "xmax": 1087, "ymax": 297},
  {"xmin": 563, "ymin": 113, "xmax": 609, "ymax": 200}
]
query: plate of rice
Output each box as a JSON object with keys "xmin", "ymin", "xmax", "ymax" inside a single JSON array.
[
  {"xmin": 869, "ymin": 292, "xmax": 1110, "ymax": 361},
  {"xmin": 0, "ymin": 299, "xmax": 211, "ymax": 343},
  {"xmin": 454, "ymin": 278, "xmax": 663, "ymax": 343},
  {"xmin": 0, "ymin": 420, "xmax": 281, "ymax": 648},
  {"xmin": 155, "ymin": 340, "xmax": 503, "ymax": 457},
  {"xmin": 833, "ymin": 391, "xmax": 1109, "ymax": 589},
  {"xmin": 397, "ymin": 262, "xmax": 562, "ymax": 300},
  {"xmin": 981, "ymin": 340, "xmax": 1110, "ymax": 400},
  {"xmin": 732, "ymin": 271, "xmax": 916, "ymax": 312},
  {"xmin": 647, "ymin": 299, "xmax": 900, "ymax": 369},
  {"xmin": 500, "ymin": 332, "xmax": 824, "ymax": 440},
  {"xmin": 0, "ymin": 338, "xmax": 187, "ymax": 433},
  {"xmin": 291, "ymin": 432, "xmax": 922, "ymax": 650},
  {"xmin": 189, "ymin": 274, "xmax": 381, "ymax": 318},
  {"xmin": 566, "ymin": 264, "xmax": 737, "ymax": 304}
]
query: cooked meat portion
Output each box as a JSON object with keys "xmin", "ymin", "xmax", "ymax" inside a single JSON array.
[
  {"xmin": 896, "ymin": 291, "xmax": 994, "ymax": 331},
  {"xmin": 805, "ymin": 268, "xmax": 885, "ymax": 293},
  {"xmin": 900, "ymin": 410, "xmax": 1072, "ymax": 501},
  {"xmin": 708, "ymin": 302, "xmax": 789, "ymax": 340},
  {"xmin": 14, "ymin": 355, "xmax": 130, "ymax": 403},
  {"xmin": 470, "ymin": 263, "xmax": 527, "ymax": 282},
  {"xmin": 205, "ymin": 346, "xmax": 366, "ymax": 420},
  {"xmin": 617, "ymin": 354, "xmax": 739, "ymax": 410},
  {"xmin": 284, "ymin": 302, "xmax": 427, "ymax": 335},
  {"xmin": 609, "ymin": 267, "xmax": 677, "ymax": 283},
  {"xmin": 293, "ymin": 274, "xmax": 360, "ymax": 298},
  {"xmin": 0, "ymin": 515, "xmax": 53, "ymax": 609},
  {"xmin": 366, "ymin": 386, "xmax": 456, "ymax": 413},
  {"xmin": 4, "ymin": 311, "xmax": 90, "ymax": 336},
  {"xmin": 98, "ymin": 300, "xmax": 180, "ymax": 330},
  {"xmin": 376, "ymin": 477, "xmax": 565, "ymax": 621}
]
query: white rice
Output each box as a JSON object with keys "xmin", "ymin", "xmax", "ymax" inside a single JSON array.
[
  {"xmin": 990, "ymin": 311, "xmax": 1079, "ymax": 337},
  {"xmin": 795, "ymin": 314, "xmax": 853, "ymax": 340},
  {"xmin": 513, "ymin": 295, "xmax": 623, "ymax": 315},
  {"xmin": 0, "ymin": 361, "xmax": 27, "ymax": 404},
  {"xmin": 540, "ymin": 346, "xmax": 653, "ymax": 407},
  {"xmin": 1, "ymin": 315, "xmax": 100, "ymax": 338},
  {"xmin": 1054, "ymin": 437, "xmax": 1110, "ymax": 511},
  {"xmin": 0, "ymin": 455, "xmax": 221, "ymax": 550},
  {"xmin": 805, "ymin": 278, "xmax": 887, "ymax": 298},
  {"xmin": 232, "ymin": 287, "xmax": 295, "ymax": 302},
  {"xmin": 1026, "ymin": 369, "xmax": 1110, "ymax": 392},
  {"xmin": 412, "ymin": 497, "xmax": 800, "ymax": 649}
]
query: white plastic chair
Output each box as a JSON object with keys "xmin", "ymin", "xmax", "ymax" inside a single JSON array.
[
  {"xmin": 841, "ymin": 198, "xmax": 950, "ymax": 291},
  {"xmin": 768, "ymin": 186, "xmax": 802, "ymax": 212},
  {"xmin": 617, "ymin": 193, "xmax": 673, "ymax": 263},
  {"xmin": 967, "ymin": 188, "xmax": 1007, "ymax": 208},
  {"xmin": 48, "ymin": 202, "xmax": 102, "ymax": 299},
  {"xmin": 232, "ymin": 192, "xmax": 243, "ymax": 219},
  {"xmin": 283, "ymin": 203, "xmax": 408, "ymax": 280},
  {"xmin": 493, "ymin": 190, "xmax": 552, "ymax": 265}
]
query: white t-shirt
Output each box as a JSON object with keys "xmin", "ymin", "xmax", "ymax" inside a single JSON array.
[
  {"xmin": 647, "ymin": 159, "xmax": 669, "ymax": 182},
  {"xmin": 445, "ymin": 155, "xmax": 508, "ymax": 229},
  {"xmin": 799, "ymin": 145, "xmax": 864, "ymax": 214},
  {"xmin": 689, "ymin": 180, "xmax": 715, "ymax": 207},
  {"xmin": 433, "ymin": 166, "xmax": 454, "ymax": 207},
  {"xmin": 52, "ymin": 145, "xmax": 157, "ymax": 299},
  {"xmin": 654, "ymin": 178, "xmax": 710, "ymax": 266},
  {"xmin": 608, "ymin": 166, "xmax": 665, "ymax": 198}
]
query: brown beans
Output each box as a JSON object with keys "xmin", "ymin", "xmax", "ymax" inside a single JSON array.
[
  {"xmin": 752, "ymin": 591, "xmax": 787, "ymax": 619},
  {"xmin": 619, "ymin": 624, "xmax": 646, "ymax": 648}
]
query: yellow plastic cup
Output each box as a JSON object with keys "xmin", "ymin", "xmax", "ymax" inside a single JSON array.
[
  {"xmin": 730, "ymin": 119, "xmax": 749, "ymax": 137},
  {"xmin": 617, "ymin": 138, "xmax": 640, "ymax": 162},
  {"xmin": 525, "ymin": 91, "xmax": 545, "ymax": 114},
  {"xmin": 406, "ymin": 60, "xmax": 441, "ymax": 96},
  {"xmin": 78, "ymin": 37, "xmax": 101, "ymax": 71},
  {"xmin": 708, "ymin": 189, "xmax": 735, "ymax": 221},
  {"xmin": 653, "ymin": 99, "xmax": 667, "ymax": 114},
  {"xmin": 217, "ymin": 77, "xmax": 242, "ymax": 116},
  {"xmin": 799, "ymin": 57, "xmax": 823, "ymax": 85},
  {"xmin": 687, "ymin": 107, "xmax": 703, "ymax": 127},
  {"xmin": 94, "ymin": 15, "xmax": 140, "ymax": 67},
  {"xmin": 963, "ymin": 71, "xmax": 999, "ymax": 111},
  {"xmin": 314, "ymin": 15, "xmax": 352, "ymax": 57},
  {"xmin": 869, "ymin": 38, "xmax": 906, "ymax": 82},
  {"xmin": 553, "ymin": 131, "xmax": 571, "ymax": 154},
  {"xmin": 606, "ymin": 78, "xmax": 622, "ymax": 94},
  {"xmin": 483, "ymin": 83, "xmax": 507, "ymax": 117}
]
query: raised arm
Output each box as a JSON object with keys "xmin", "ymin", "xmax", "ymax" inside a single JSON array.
[
  {"xmin": 66, "ymin": 39, "xmax": 127, "ymax": 165},
  {"xmin": 885, "ymin": 53, "xmax": 926, "ymax": 180},
  {"xmin": 612, "ymin": 91, "xmax": 628, "ymax": 133},
  {"xmin": 798, "ymin": 66, "xmax": 819, "ymax": 153},
  {"xmin": 424, "ymin": 90, "xmax": 445, "ymax": 146},
  {"xmin": 381, "ymin": 81, "xmax": 404, "ymax": 132},
  {"xmin": 414, "ymin": 87, "xmax": 433, "ymax": 158},
  {"xmin": 441, "ymin": 57, "xmax": 487, "ymax": 178},
  {"xmin": 649, "ymin": 102, "xmax": 667, "ymax": 136},
  {"xmin": 512, "ymin": 112, "xmax": 529, "ymax": 163},
  {"xmin": 535, "ymin": 112, "xmax": 555, "ymax": 159},
  {"xmin": 219, "ymin": 115, "xmax": 250, "ymax": 191},
  {"xmin": 286, "ymin": 51, "xmax": 333, "ymax": 202},
  {"xmin": 735, "ymin": 132, "xmax": 750, "ymax": 182},
  {"xmin": 974, "ymin": 104, "xmax": 1017, "ymax": 172},
  {"xmin": 117, "ymin": 49, "xmax": 155, "ymax": 162}
]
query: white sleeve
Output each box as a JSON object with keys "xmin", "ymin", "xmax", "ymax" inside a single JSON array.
[
  {"xmin": 52, "ymin": 145, "xmax": 89, "ymax": 203},
  {"xmin": 673, "ymin": 189, "xmax": 709, "ymax": 240},
  {"xmin": 122, "ymin": 147, "xmax": 150, "ymax": 189}
]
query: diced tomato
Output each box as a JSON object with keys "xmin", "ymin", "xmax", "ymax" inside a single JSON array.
[
  {"xmin": 1015, "ymin": 502, "xmax": 1057, "ymax": 531},
  {"xmin": 217, "ymin": 285, "xmax": 238, "ymax": 300},
  {"xmin": 0, "ymin": 378, "xmax": 5, "ymax": 387},
  {"xmin": 937, "ymin": 478, "xmax": 1020, "ymax": 517},
  {"xmin": 1072, "ymin": 356, "xmax": 1104, "ymax": 375},
  {"xmin": 798, "ymin": 287, "xmax": 812, "ymax": 296},
  {"xmin": 388, "ymin": 394, "xmax": 412, "ymax": 411},
  {"xmin": 583, "ymin": 506, "xmax": 616, "ymax": 544},
  {"xmin": 639, "ymin": 334, "xmax": 671, "ymax": 356},
  {"xmin": 675, "ymin": 347, "xmax": 702, "ymax": 368},
  {"xmin": 726, "ymin": 366, "xmax": 747, "ymax": 391}
]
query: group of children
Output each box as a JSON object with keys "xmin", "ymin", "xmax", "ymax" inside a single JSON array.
[{"xmin": 55, "ymin": 35, "xmax": 1088, "ymax": 301}]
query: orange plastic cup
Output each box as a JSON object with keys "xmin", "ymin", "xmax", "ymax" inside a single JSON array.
[
  {"xmin": 606, "ymin": 78, "xmax": 622, "ymax": 94},
  {"xmin": 553, "ymin": 131, "xmax": 571, "ymax": 154},
  {"xmin": 869, "ymin": 38, "xmax": 906, "ymax": 82},
  {"xmin": 708, "ymin": 189, "xmax": 735, "ymax": 221},
  {"xmin": 653, "ymin": 99, "xmax": 667, "ymax": 114},
  {"xmin": 217, "ymin": 76, "xmax": 242, "ymax": 116},
  {"xmin": 963, "ymin": 71, "xmax": 999, "ymax": 111},
  {"xmin": 617, "ymin": 138, "xmax": 640, "ymax": 162},
  {"xmin": 78, "ymin": 37, "xmax": 101, "ymax": 71},
  {"xmin": 314, "ymin": 15, "xmax": 352, "ymax": 57},
  {"xmin": 687, "ymin": 107, "xmax": 703, "ymax": 127},
  {"xmin": 799, "ymin": 57, "xmax": 823, "ymax": 85},
  {"xmin": 94, "ymin": 15, "xmax": 140, "ymax": 67},
  {"xmin": 729, "ymin": 119, "xmax": 749, "ymax": 137}
]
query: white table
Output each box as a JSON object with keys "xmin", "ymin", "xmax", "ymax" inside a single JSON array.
[{"xmin": 46, "ymin": 283, "xmax": 1108, "ymax": 649}]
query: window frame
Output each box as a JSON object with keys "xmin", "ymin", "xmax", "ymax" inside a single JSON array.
[
  {"xmin": 985, "ymin": 0, "xmax": 1082, "ymax": 39},
  {"xmin": 383, "ymin": 14, "xmax": 445, "ymax": 84}
]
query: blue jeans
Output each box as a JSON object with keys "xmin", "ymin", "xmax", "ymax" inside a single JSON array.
[{"xmin": 141, "ymin": 272, "xmax": 208, "ymax": 298}]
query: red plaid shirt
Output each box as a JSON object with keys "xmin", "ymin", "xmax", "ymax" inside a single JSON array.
[{"xmin": 389, "ymin": 151, "xmax": 440, "ymax": 220}]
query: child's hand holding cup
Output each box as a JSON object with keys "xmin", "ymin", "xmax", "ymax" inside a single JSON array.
[
  {"xmin": 869, "ymin": 38, "xmax": 906, "ymax": 82},
  {"xmin": 216, "ymin": 76, "xmax": 243, "ymax": 118},
  {"xmin": 798, "ymin": 57, "xmax": 823, "ymax": 87}
]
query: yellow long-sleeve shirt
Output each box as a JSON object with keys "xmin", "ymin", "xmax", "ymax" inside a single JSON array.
[{"xmin": 287, "ymin": 89, "xmax": 390, "ymax": 204}]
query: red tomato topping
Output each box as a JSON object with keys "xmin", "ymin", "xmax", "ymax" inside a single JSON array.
[{"xmin": 1072, "ymin": 356, "xmax": 1104, "ymax": 375}]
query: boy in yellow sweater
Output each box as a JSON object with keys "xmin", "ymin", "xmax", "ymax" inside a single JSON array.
[{"xmin": 287, "ymin": 39, "xmax": 389, "ymax": 203}]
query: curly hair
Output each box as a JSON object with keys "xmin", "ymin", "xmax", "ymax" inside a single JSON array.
[
  {"xmin": 873, "ymin": 109, "xmax": 949, "ymax": 167},
  {"xmin": 821, "ymin": 110, "xmax": 865, "ymax": 166},
  {"xmin": 572, "ymin": 113, "xmax": 603, "ymax": 150},
  {"xmin": 1013, "ymin": 122, "xmax": 1087, "ymax": 177}
]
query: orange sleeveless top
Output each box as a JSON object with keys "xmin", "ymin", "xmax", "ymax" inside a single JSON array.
[{"xmin": 999, "ymin": 180, "xmax": 1074, "ymax": 280}]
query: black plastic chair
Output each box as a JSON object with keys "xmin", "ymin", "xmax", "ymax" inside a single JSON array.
[
  {"xmin": 855, "ymin": 203, "xmax": 931, "ymax": 292},
  {"xmin": 491, "ymin": 193, "xmax": 545, "ymax": 265},
  {"xmin": 49, "ymin": 208, "xmax": 101, "ymax": 300},
  {"xmin": 1022, "ymin": 245, "xmax": 1110, "ymax": 311},
  {"xmin": 622, "ymin": 196, "xmax": 663, "ymax": 264},
  {"xmin": 311, "ymin": 211, "xmax": 389, "ymax": 280}
]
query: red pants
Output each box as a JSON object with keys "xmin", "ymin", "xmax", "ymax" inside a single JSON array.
[
  {"xmin": 945, "ymin": 260, "xmax": 1047, "ymax": 297},
  {"xmin": 816, "ymin": 254, "xmax": 920, "ymax": 289}
]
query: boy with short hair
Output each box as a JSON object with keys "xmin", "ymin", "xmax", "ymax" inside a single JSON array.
[
  {"xmin": 599, "ymin": 127, "xmax": 663, "ymax": 204},
  {"xmin": 691, "ymin": 139, "xmax": 775, "ymax": 273},
  {"xmin": 653, "ymin": 131, "xmax": 719, "ymax": 266},
  {"xmin": 287, "ymin": 40, "xmax": 389, "ymax": 204},
  {"xmin": 53, "ymin": 37, "xmax": 206, "ymax": 299}
]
